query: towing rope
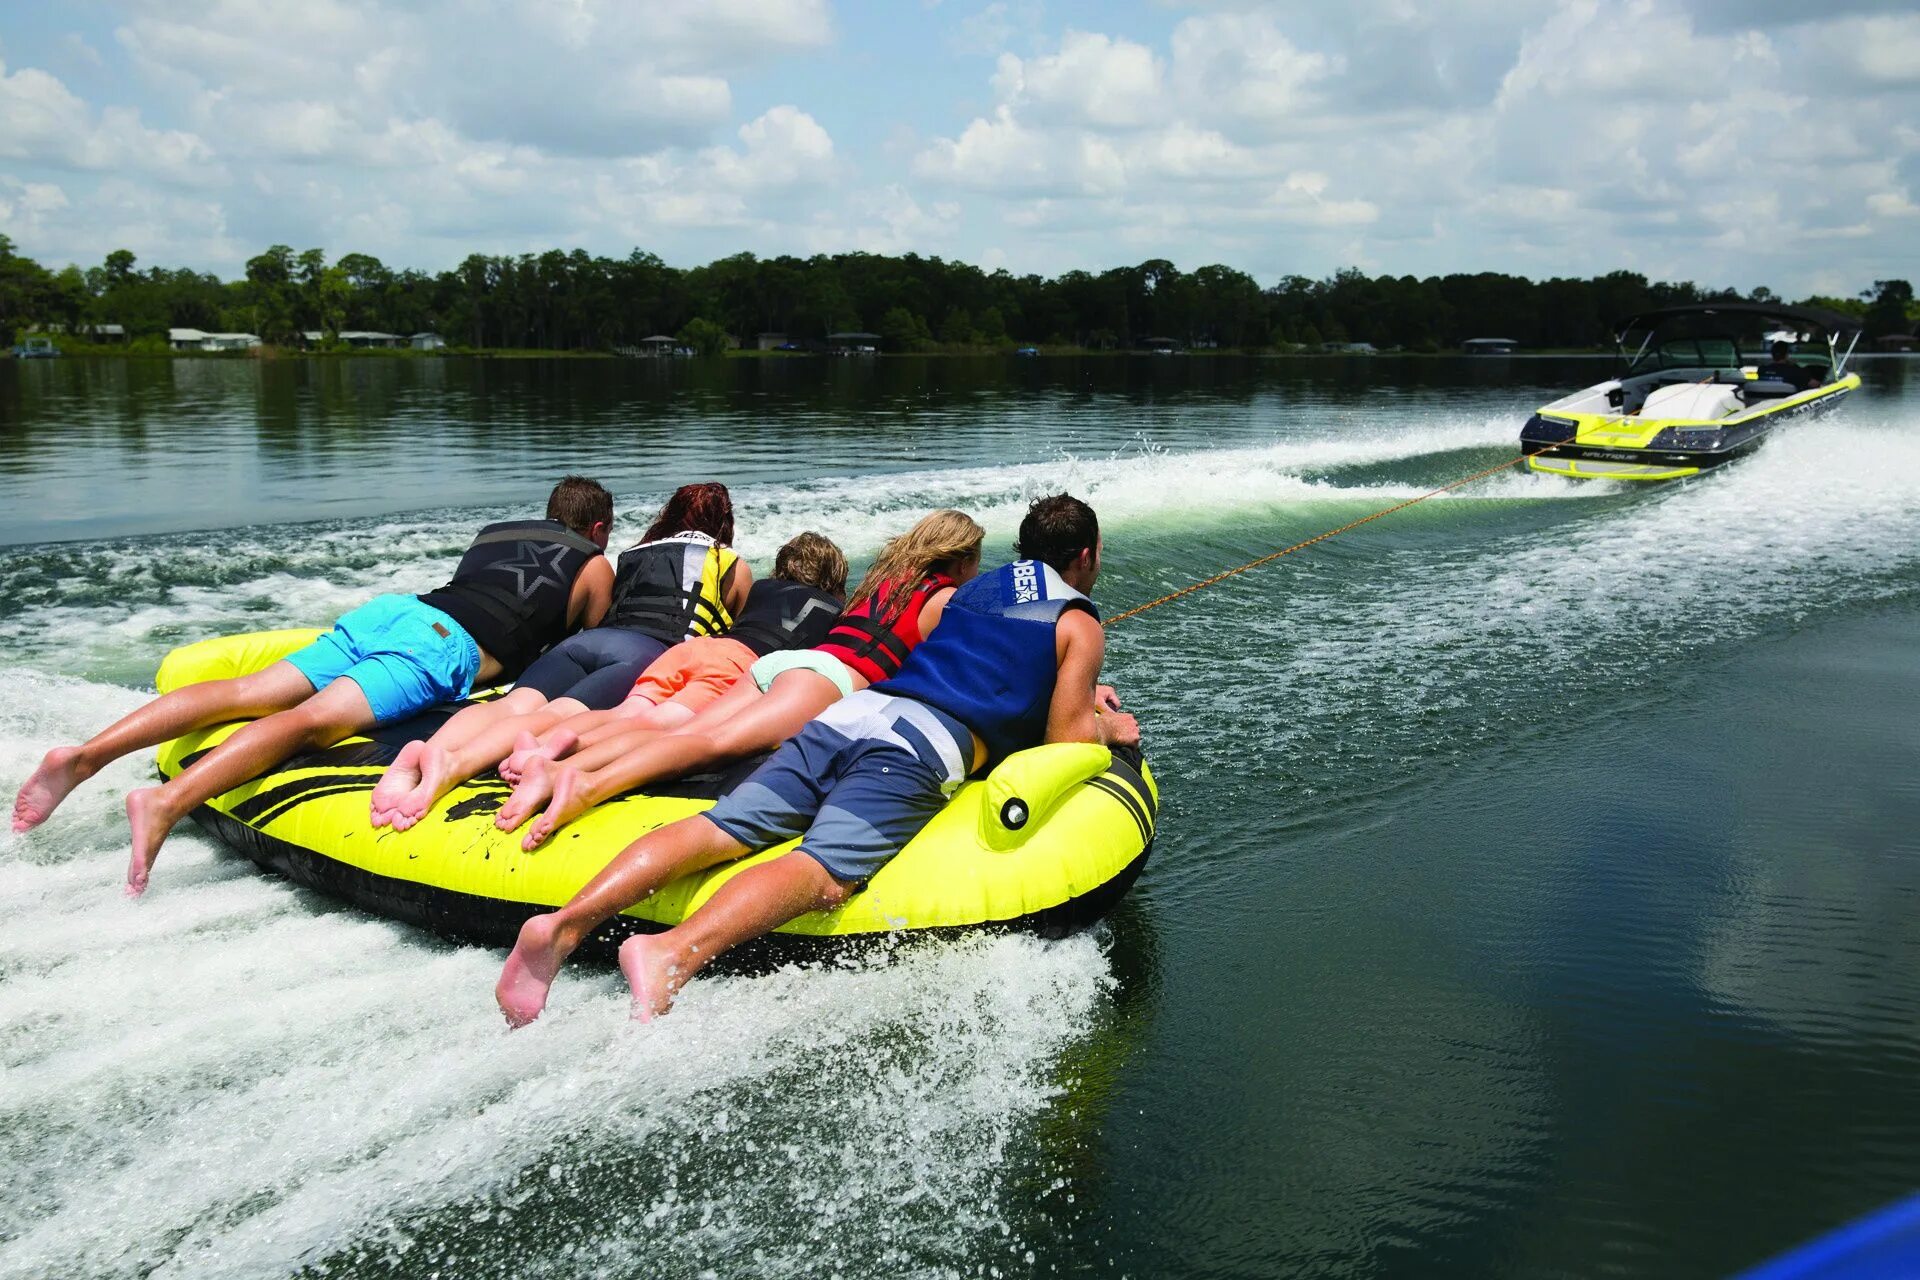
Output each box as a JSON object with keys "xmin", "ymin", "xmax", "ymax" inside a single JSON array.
[{"xmin": 1104, "ymin": 441, "xmax": 1567, "ymax": 627}]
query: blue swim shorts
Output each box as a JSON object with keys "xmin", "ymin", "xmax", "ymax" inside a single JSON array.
[
  {"xmin": 700, "ymin": 691, "xmax": 976, "ymax": 884},
  {"xmin": 285, "ymin": 594, "xmax": 482, "ymax": 724}
]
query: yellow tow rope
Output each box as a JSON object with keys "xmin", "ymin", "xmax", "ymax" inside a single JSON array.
[{"xmin": 1104, "ymin": 441, "xmax": 1569, "ymax": 627}]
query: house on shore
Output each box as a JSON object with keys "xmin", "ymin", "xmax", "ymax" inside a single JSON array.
[
  {"xmin": 1140, "ymin": 336, "xmax": 1181, "ymax": 354},
  {"xmin": 827, "ymin": 331, "xmax": 880, "ymax": 354},
  {"xmin": 299, "ymin": 330, "xmax": 407, "ymax": 349},
  {"xmin": 169, "ymin": 328, "xmax": 261, "ymax": 352},
  {"xmin": 1321, "ymin": 341, "xmax": 1378, "ymax": 354},
  {"xmin": 411, "ymin": 332, "xmax": 447, "ymax": 351},
  {"xmin": 1874, "ymin": 333, "xmax": 1917, "ymax": 353},
  {"xmin": 1462, "ymin": 337, "xmax": 1519, "ymax": 355}
]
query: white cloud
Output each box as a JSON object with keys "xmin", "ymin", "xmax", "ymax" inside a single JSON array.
[
  {"xmin": 1867, "ymin": 191, "xmax": 1920, "ymax": 219},
  {"xmin": 1167, "ymin": 12, "xmax": 1338, "ymax": 136},
  {"xmin": 991, "ymin": 31, "xmax": 1166, "ymax": 129},
  {"xmin": 0, "ymin": 0, "xmax": 1914, "ymax": 295},
  {"xmin": 0, "ymin": 59, "xmax": 217, "ymax": 183}
]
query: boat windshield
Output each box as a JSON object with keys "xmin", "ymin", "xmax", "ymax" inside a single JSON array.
[
  {"xmin": 1630, "ymin": 335, "xmax": 1740, "ymax": 373},
  {"xmin": 1623, "ymin": 314, "xmax": 1833, "ymax": 376}
]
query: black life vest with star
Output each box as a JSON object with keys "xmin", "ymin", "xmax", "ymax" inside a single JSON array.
[{"xmin": 417, "ymin": 519, "xmax": 602, "ymax": 677}]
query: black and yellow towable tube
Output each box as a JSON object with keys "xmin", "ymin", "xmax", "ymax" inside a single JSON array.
[{"xmin": 154, "ymin": 631, "xmax": 1157, "ymax": 957}]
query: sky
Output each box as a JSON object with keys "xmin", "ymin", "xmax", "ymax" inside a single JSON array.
[{"xmin": 1, "ymin": 0, "xmax": 1917, "ymax": 297}]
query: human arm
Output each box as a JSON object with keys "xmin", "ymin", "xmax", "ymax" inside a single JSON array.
[
  {"xmin": 1044, "ymin": 611, "xmax": 1140, "ymax": 748},
  {"xmin": 721, "ymin": 558, "xmax": 753, "ymax": 619},
  {"xmin": 568, "ymin": 557, "xmax": 615, "ymax": 629}
]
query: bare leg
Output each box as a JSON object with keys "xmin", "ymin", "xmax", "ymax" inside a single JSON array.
[
  {"xmin": 620, "ymin": 852, "xmax": 851, "ymax": 1020},
  {"xmin": 124, "ymin": 678, "xmax": 377, "ymax": 894},
  {"xmin": 500, "ymin": 701, "xmax": 659, "ymax": 782},
  {"xmin": 14, "ymin": 661, "xmax": 314, "ymax": 833},
  {"xmin": 521, "ymin": 670, "xmax": 841, "ymax": 850},
  {"xmin": 494, "ymin": 814, "xmax": 748, "ymax": 1026},
  {"xmin": 390, "ymin": 696, "xmax": 588, "ymax": 830}
]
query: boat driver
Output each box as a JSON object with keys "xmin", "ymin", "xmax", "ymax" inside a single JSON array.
[
  {"xmin": 1759, "ymin": 340, "xmax": 1821, "ymax": 391},
  {"xmin": 494, "ymin": 493, "xmax": 1143, "ymax": 1026}
]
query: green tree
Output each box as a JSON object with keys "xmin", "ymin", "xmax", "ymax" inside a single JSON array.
[
  {"xmin": 677, "ymin": 316, "xmax": 731, "ymax": 357},
  {"xmin": 245, "ymin": 244, "xmax": 298, "ymax": 343},
  {"xmin": 937, "ymin": 305, "xmax": 974, "ymax": 346},
  {"xmin": 1864, "ymin": 279, "xmax": 1915, "ymax": 337},
  {"xmin": 876, "ymin": 305, "xmax": 926, "ymax": 352}
]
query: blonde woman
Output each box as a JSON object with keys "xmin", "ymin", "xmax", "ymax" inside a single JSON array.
[{"xmin": 496, "ymin": 509, "xmax": 986, "ymax": 849}]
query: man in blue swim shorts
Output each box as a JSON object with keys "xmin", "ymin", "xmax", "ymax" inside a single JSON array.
[
  {"xmin": 11, "ymin": 476, "xmax": 617, "ymax": 895},
  {"xmin": 496, "ymin": 494, "xmax": 1143, "ymax": 1027}
]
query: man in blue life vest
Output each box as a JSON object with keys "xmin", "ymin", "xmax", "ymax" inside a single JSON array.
[
  {"xmin": 11, "ymin": 476, "xmax": 617, "ymax": 894},
  {"xmin": 496, "ymin": 493, "xmax": 1139, "ymax": 1026}
]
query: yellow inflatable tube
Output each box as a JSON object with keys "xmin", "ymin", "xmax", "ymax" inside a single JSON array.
[{"xmin": 154, "ymin": 631, "xmax": 1158, "ymax": 955}]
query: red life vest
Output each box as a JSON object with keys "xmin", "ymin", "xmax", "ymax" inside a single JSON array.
[{"xmin": 816, "ymin": 572, "xmax": 957, "ymax": 685}]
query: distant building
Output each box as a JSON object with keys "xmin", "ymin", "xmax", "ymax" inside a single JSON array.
[
  {"xmin": 411, "ymin": 332, "xmax": 446, "ymax": 351},
  {"xmin": 755, "ymin": 332, "xmax": 789, "ymax": 351},
  {"xmin": 638, "ymin": 335, "xmax": 679, "ymax": 357},
  {"xmin": 1875, "ymin": 333, "xmax": 1917, "ymax": 353},
  {"xmin": 826, "ymin": 331, "xmax": 880, "ymax": 354},
  {"xmin": 1321, "ymin": 341, "xmax": 1378, "ymax": 354},
  {"xmin": 1140, "ymin": 337, "xmax": 1181, "ymax": 354},
  {"xmin": 340, "ymin": 330, "xmax": 405, "ymax": 349},
  {"xmin": 169, "ymin": 328, "xmax": 261, "ymax": 351},
  {"xmin": 1462, "ymin": 337, "xmax": 1519, "ymax": 355},
  {"xmin": 297, "ymin": 330, "xmax": 407, "ymax": 349}
]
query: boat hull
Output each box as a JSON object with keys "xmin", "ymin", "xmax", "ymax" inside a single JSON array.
[{"xmin": 1523, "ymin": 375, "xmax": 1858, "ymax": 481}]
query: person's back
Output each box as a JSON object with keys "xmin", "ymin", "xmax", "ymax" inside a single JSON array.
[
  {"xmin": 881, "ymin": 559, "xmax": 1097, "ymax": 765},
  {"xmin": 726, "ymin": 576, "xmax": 844, "ymax": 657},
  {"xmin": 1758, "ymin": 340, "xmax": 1819, "ymax": 392},
  {"xmin": 418, "ymin": 515, "xmax": 610, "ymax": 681},
  {"xmin": 603, "ymin": 530, "xmax": 742, "ymax": 643}
]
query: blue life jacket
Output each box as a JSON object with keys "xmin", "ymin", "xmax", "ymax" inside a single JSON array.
[{"xmin": 883, "ymin": 560, "xmax": 1097, "ymax": 768}]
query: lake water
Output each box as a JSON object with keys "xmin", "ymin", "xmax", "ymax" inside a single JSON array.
[{"xmin": 2, "ymin": 354, "xmax": 1917, "ymax": 1278}]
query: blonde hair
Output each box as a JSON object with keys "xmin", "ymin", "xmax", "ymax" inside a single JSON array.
[
  {"xmin": 850, "ymin": 509, "xmax": 986, "ymax": 617},
  {"xmin": 774, "ymin": 532, "xmax": 850, "ymax": 598}
]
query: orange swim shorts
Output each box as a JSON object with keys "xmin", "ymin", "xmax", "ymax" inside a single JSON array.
[{"xmin": 625, "ymin": 636, "xmax": 758, "ymax": 713}]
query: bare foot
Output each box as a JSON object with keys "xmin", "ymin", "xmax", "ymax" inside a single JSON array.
[
  {"xmin": 502, "ymin": 729, "xmax": 573, "ymax": 785},
  {"xmin": 12, "ymin": 746, "xmax": 88, "ymax": 833},
  {"xmin": 523, "ymin": 766, "xmax": 598, "ymax": 852},
  {"xmin": 496, "ymin": 913, "xmax": 576, "ymax": 1028},
  {"xmin": 498, "ymin": 731, "xmax": 540, "ymax": 785},
  {"xmin": 618, "ymin": 934, "xmax": 685, "ymax": 1022},
  {"xmin": 495, "ymin": 759, "xmax": 556, "ymax": 832},
  {"xmin": 124, "ymin": 787, "xmax": 177, "ymax": 896},
  {"xmin": 369, "ymin": 740, "xmax": 426, "ymax": 827},
  {"xmin": 389, "ymin": 744, "xmax": 453, "ymax": 833}
]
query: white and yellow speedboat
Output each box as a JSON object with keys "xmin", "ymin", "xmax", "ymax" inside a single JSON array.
[{"xmin": 1521, "ymin": 303, "xmax": 1862, "ymax": 481}]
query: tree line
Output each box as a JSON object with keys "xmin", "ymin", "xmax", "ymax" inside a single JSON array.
[{"xmin": 2, "ymin": 233, "xmax": 1913, "ymax": 354}]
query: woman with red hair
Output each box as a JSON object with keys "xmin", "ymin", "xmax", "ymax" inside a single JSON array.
[{"xmin": 372, "ymin": 482, "xmax": 748, "ymax": 829}]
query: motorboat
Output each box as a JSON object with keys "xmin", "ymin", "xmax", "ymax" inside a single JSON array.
[{"xmin": 1520, "ymin": 303, "xmax": 1861, "ymax": 481}]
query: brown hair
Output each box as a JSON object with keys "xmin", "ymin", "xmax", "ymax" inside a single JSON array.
[
  {"xmin": 638, "ymin": 481, "xmax": 734, "ymax": 546},
  {"xmin": 1015, "ymin": 494, "xmax": 1098, "ymax": 572},
  {"xmin": 546, "ymin": 475, "xmax": 613, "ymax": 536},
  {"xmin": 850, "ymin": 509, "xmax": 986, "ymax": 616},
  {"xmin": 773, "ymin": 532, "xmax": 849, "ymax": 598}
]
